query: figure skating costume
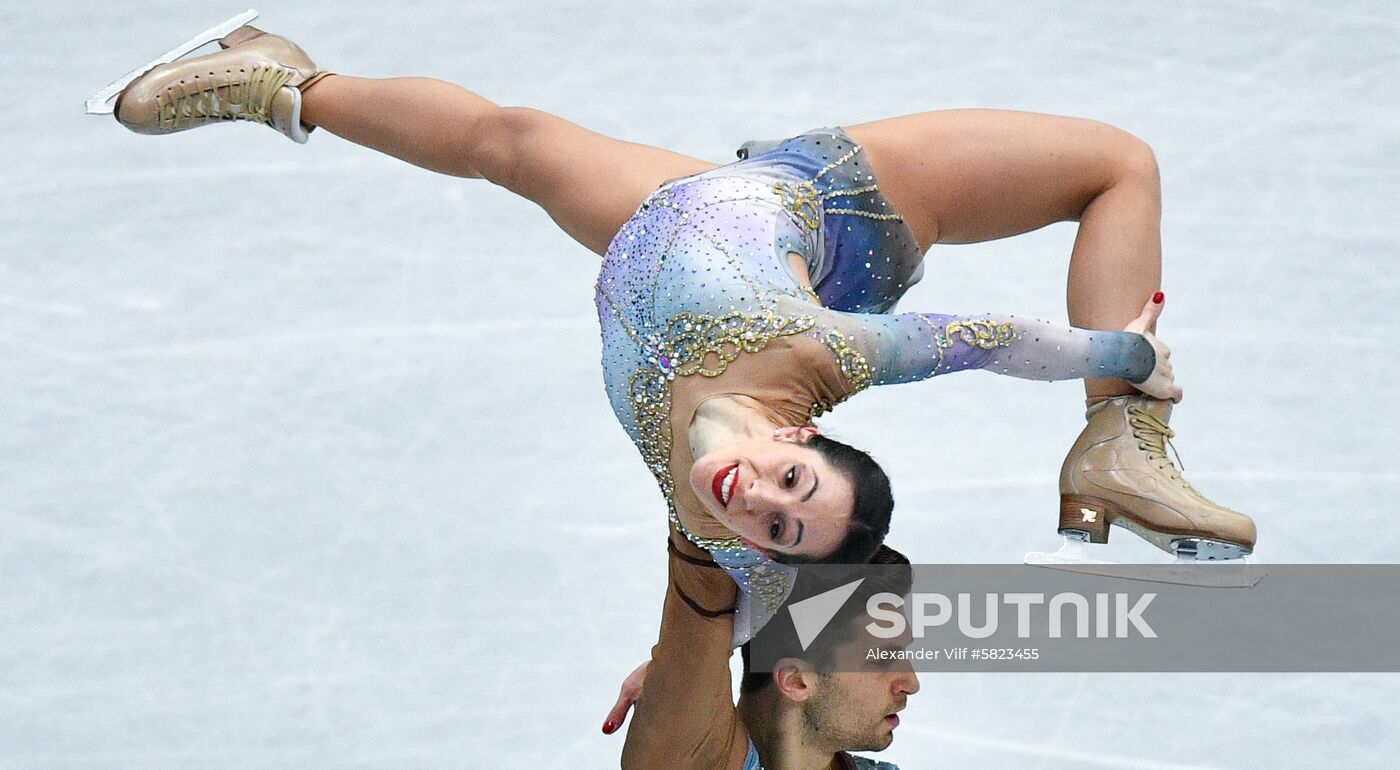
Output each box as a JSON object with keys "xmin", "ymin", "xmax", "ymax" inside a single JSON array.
[{"xmin": 594, "ymin": 128, "xmax": 1170, "ymax": 628}]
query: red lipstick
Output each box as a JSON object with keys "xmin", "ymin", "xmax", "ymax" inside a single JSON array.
[{"xmin": 711, "ymin": 463, "xmax": 739, "ymax": 506}]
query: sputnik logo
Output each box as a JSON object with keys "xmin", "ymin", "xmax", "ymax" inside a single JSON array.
[{"xmin": 787, "ymin": 579, "xmax": 865, "ymax": 650}]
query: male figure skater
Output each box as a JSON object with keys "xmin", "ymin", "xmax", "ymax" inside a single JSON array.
[{"xmin": 605, "ymin": 529, "xmax": 917, "ymax": 769}]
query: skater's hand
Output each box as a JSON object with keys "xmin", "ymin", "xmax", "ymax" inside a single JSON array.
[
  {"xmin": 601, "ymin": 660, "xmax": 650, "ymax": 735},
  {"xmin": 1123, "ymin": 293, "xmax": 1183, "ymax": 403}
]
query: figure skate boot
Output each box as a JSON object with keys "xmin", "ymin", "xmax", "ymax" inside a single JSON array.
[
  {"xmin": 90, "ymin": 12, "xmax": 326, "ymax": 143},
  {"xmin": 1033, "ymin": 395, "xmax": 1256, "ymax": 565}
]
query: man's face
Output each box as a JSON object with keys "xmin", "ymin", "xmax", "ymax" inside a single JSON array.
[{"xmin": 801, "ymin": 620, "xmax": 920, "ymax": 751}]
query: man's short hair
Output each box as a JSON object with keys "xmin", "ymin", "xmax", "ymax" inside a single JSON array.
[{"xmin": 740, "ymin": 544, "xmax": 912, "ymax": 693}]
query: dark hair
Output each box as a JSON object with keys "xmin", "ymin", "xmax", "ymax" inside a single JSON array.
[
  {"xmin": 741, "ymin": 544, "xmax": 912, "ymax": 694},
  {"xmin": 770, "ymin": 433, "xmax": 893, "ymax": 565}
]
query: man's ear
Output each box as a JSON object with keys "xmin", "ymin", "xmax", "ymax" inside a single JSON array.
[{"xmin": 771, "ymin": 657, "xmax": 818, "ymax": 703}]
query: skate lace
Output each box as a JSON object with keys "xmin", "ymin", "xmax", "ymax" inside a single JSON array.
[
  {"xmin": 1127, "ymin": 406, "xmax": 1189, "ymax": 481},
  {"xmin": 157, "ymin": 65, "xmax": 294, "ymax": 129}
]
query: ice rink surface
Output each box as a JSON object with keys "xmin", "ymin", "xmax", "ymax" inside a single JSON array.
[{"xmin": 3, "ymin": 0, "xmax": 1398, "ymax": 766}]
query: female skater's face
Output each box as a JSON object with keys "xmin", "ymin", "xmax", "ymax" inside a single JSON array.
[{"xmin": 689, "ymin": 427, "xmax": 854, "ymax": 558}]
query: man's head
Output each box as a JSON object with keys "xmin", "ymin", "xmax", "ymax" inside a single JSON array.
[
  {"xmin": 739, "ymin": 545, "xmax": 919, "ymax": 752},
  {"xmin": 688, "ymin": 427, "xmax": 894, "ymax": 563}
]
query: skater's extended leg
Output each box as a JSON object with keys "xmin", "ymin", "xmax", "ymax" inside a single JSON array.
[
  {"xmin": 299, "ymin": 76, "xmax": 717, "ymax": 255},
  {"xmin": 844, "ymin": 110, "xmax": 1254, "ymax": 560},
  {"xmin": 300, "ymin": 76, "xmax": 501, "ymax": 178},
  {"xmin": 843, "ymin": 109, "xmax": 1161, "ymax": 400},
  {"xmin": 111, "ymin": 25, "xmax": 716, "ymax": 257}
]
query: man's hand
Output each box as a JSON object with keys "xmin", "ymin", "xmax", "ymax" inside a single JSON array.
[{"xmin": 601, "ymin": 660, "xmax": 650, "ymax": 735}]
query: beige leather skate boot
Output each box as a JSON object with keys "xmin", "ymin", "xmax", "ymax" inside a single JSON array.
[
  {"xmin": 114, "ymin": 26, "xmax": 325, "ymax": 143},
  {"xmin": 1058, "ymin": 395, "xmax": 1256, "ymax": 560}
]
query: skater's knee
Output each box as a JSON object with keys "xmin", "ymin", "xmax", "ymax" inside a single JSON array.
[
  {"xmin": 1105, "ymin": 129, "xmax": 1160, "ymax": 190},
  {"xmin": 1071, "ymin": 125, "xmax": 1160, "ymax": 214}
]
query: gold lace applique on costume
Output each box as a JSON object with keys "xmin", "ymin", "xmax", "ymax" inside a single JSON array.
[
  {"xmin": 773, "ymin": 145, "xmax": 905, "ymax": 237},
  {"xmin": 773, "ymin": 180, "xmax": 823, "ymax": 234},
  {"xmin": 912, "ymin": 316, "xmax": 1019, "ymax": 377},
  {"xmin": 809, "ymin": 327, "xmax": 873, "ymax": 418},
  {"xmin": 944, "ymin": 319, "xmax": 1017, "ymax": 350}
]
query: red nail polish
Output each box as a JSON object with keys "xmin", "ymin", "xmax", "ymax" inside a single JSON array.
[
  {"xmin": 602, "ymin": 721, "xmax": 616, "ymax": 734},
  {"xmin": 1152, "ymin": 291, "xmax": 1164, "ymax": 304}
]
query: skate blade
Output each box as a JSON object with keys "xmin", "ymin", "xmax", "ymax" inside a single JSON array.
[
  {"xmin": 85, "ymin": 9, "xmax": 259, "ymax": 114},
  {"xmin": 1026, "ymin": 559, "xmax": 1265, "ymax": 588},
  {"xmin": 1025, "ymin": 535, "xmax": 1265, "ymax": 588},
  {"xmin": 1024, "ymin": 533, "xmax": 1112, "ymax": 565}
]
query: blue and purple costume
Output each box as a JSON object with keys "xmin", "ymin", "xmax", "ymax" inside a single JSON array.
[{"xmin": 595, "ymin": 128, "xmax": 1154, "ymax": 636}]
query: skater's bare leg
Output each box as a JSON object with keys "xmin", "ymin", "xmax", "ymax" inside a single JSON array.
[
  {"xmin": 844, "ymin": 110, "xmax": 1161, "ymax": 400},
  {"xmin": 846, "ymin": 110, "xmax": 1255, "ymax": 557},
  {"xmin": 300, "ymin": 75, "xmax": 717, "ymax": 255},
  {"xmin": 300, "ymin": 76, "xmax": 500, "ymax": 177}
]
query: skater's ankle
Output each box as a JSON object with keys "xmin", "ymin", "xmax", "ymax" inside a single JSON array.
[
  {"xmin": 299, "ymin": 71, "xmax": 335, "ymax": 96},
  {"xmin": 296, "ymin": 73, "xmax": 335, "ymax": 128},
  {"xmin": 1084, "ymin": 393, "xmax": 1132, "ymax": 409}
]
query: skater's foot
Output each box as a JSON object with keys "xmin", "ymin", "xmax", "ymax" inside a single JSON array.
[
  {"xmin": 1057, "ymin": 395, "xmax": 1256, "ymax": 560},
  {"xmin": 114, "ymin": 25, "xmax": 324, "ymax": 143}
]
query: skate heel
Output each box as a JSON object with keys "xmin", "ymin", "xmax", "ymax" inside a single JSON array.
[
  {"xmin": 1024, "ymin": 495, "xmax": 1120, "ymax": 565},
  {"xmin": 1059, "ymin": 494, "xmax": 1113, "ymax": 543}
]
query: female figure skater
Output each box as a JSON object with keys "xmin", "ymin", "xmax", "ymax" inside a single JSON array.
[{"xmin": 103, "ymin": 23, "xmax": 1255, "ymax": 614}]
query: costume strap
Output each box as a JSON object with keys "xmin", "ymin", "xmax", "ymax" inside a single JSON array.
[
  {"xmin": 667, "ymin": 536, "xmax": 724, "ymax": 568},
  {"xmin": 675, "ymin": 589, "xmax": 736, "ymax": 618},
  {"xmin": 668, "ymin": 536, "xmax": 737, "ymax": 617}
]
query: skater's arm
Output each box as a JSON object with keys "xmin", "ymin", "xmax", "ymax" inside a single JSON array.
[
  {"xmin": 620, "ymin": 529, "xmax": 751, "ymax": 770},
  {"xmin": 876, "ymin": 312, "xmax": 1153, "ymax": 382},
  {"xmin": 834, "ymin": 296, "xmax": 1174, "ymax": 397}
]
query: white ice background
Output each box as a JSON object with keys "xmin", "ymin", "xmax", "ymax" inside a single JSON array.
[{"xmin": 3, "ymin": 1, "xmax": 1398, "ymax": 767}]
